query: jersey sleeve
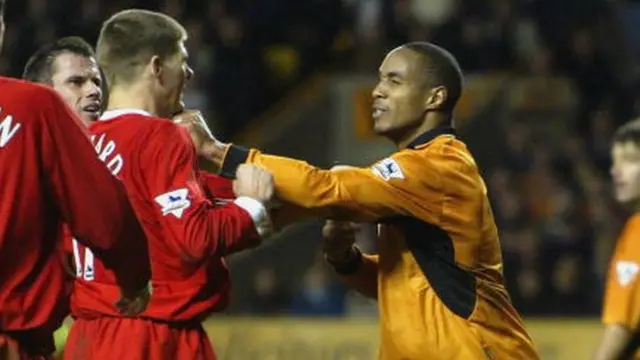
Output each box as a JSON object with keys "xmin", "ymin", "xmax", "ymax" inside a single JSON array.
[
  {"xmin": 38, "ymin": 87, "xmax": 151, "ymax": 296},
  {"xmin": 197, "ymin": 171, "xmax": 235, "ymax": 201},
  {"xmin": 141, "ymin": 123, "xmax": 273, "ymax": 262},
  {"xmin": 602, "ymin": 255, "xmax": 640, "ymax": 329},
  {"xmin": 337, "ymin": 253, "xmax": 379, "ymax": 299},
  {"xmin": 219, "ymin": 145, "xmax": 443, "ymax": 223}
]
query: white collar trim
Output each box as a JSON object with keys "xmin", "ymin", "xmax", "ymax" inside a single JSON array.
[{"xmin": 100, "ymin": 109, "xmax": 151, "ymax": 121}]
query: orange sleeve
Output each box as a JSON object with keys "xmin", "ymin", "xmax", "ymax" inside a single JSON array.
[
  {"xmin": 337, "ymin": 253, "xmax": 379, "ymax": 299},
  {"xmin": 602, "ymin": 220, "xmax": 640, "ymax": 329},
  {"xmin": 221, "ymin": 146, "xmax": 444, "ymax": 223}
]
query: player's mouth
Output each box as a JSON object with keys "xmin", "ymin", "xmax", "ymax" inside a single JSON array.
[
  {"xmin": 372, "ymin": 103, "xmax": 388, "ymax": 120},
  {"xmin": 83, "ymin": 103, "xmax": 101, "ymax": 117}
]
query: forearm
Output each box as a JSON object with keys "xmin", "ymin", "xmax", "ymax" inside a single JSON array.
[
  {"xmin": 593, "ymin": 324, "xmax": 632, "ymax": 360},
  {"xmin": 206, "ymin": 143, "xmax": 395, "ymax": 222}
]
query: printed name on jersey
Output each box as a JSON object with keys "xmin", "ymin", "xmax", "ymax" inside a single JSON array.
[
  {"xmin": 371, "ymin": 157, "xmax": 405, "ymax": 181},
  {"xmin": 0, "ymin": 110, "xmax": 21, "ymax": 148},
  {"xmin": 155, "ymin": 188, "xmax": 192, "ymax": 219},
  {"xmin": 616, "ymin": 260, "xmax": 640, "ymax": 287},
  {"xmin": 91, "ymin": 133, "xmax": 124, "ymax": 176}
]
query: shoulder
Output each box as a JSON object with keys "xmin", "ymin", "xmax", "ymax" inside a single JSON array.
[
  {"xmin": 139, "ymin": 118, "xmax": 194, "ymax": 160},
  {"xmin": 95, "ymin": 114, "xmax": 189, "ymax": 141},
  {"xmin": 408, "ymin": 136, "xmax": 485, "ymax": 192},
  {"xmin": 616, "ymin": 214, "xmax": 640, "ymax": 257},
  {"xmin": 2, "ymin": 78, "xmax": 57, "ymax": 100},
  {"xmin": 146, "ymin": 118, "xmax": 193, "ymax": 150},
  {"xmin": 0, "ymin": 79, "xmax": 62, "ymax": 108},
  {"xmin": 0, "ymin": 80, "xmax": 76, "ymax": 129}
]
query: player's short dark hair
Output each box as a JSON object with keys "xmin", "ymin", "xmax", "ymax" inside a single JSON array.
[
  {"xmin": 23, "ymin": 36, "xmax": 96, "ymax": 84},
  {"xmin": 402, "ymin": 42, "xmax": 464, "ymax": 113},
  {"xmin": 97, "ymin": 9, "xmax": 187, "ymax": 87},
  {"xmin": 614, "ymin": 118, "xmax": 640, "ymax": 147}
]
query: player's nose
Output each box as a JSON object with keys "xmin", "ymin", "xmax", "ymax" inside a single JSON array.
[
  {"xmin": 85, "ymin": 81, "xmax": 102, "ymax": 99},
  {"xmin": 372, "ymin": 82, "xmax": 386, "ymax": 99}
]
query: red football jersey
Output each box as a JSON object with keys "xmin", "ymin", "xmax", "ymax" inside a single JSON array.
[
  {"xmin": 0, "ymin": 78, "xmax": 150, "ymax": 333},
  {"xmin": 71, "ymin": 109, "xmax": 271, "ymax": 321}
]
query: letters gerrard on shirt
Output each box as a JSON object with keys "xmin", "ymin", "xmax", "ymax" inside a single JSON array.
[
  {"xmin": 70, "ymin": 109, "xmax": 270, "ymax": 322},
  {"xmin": 602, "ymin": 214, "xmax": 640, "ymax": 330},
  {"xmin": 0, "ymin": 79, "xmax": 150, "ymax": 335}
]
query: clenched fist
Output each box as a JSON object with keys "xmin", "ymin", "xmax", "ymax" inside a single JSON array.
[
  {"xmin": 322, "ymin": 220, "xmax": 358, "ymax": 263},
  {"xmin": 172, "ymin": 109, "xmax": 216, "ymax": 154},
  {"xmin": 115, "ymin": 281, "xmax": 152, "ymax": 317},
  {"xmin": 234, "ymin": 164, "xmax": 275, "ymax": 205}
]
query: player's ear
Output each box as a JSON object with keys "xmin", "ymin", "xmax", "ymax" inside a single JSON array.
[
  {"xmin": 424, "ymin": 86, "xmax": 447, "ymax": 111},
  {"xmin": 150, "ymin": 55, "xmax": 163, "ymax": 81}
]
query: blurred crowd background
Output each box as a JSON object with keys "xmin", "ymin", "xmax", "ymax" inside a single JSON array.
[{"xmin": 9, "ymin": 0, "xmax": 640, "ymax": 319}]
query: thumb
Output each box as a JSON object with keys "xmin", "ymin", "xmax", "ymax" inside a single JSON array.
[{"xmin": 232, "ymin": 180, "xmax": 240, "ymax": 195}]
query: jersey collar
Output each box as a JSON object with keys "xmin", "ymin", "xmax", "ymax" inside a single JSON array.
[
  {"xmin": 100, "ymin": 109, "xmax": 151, "ymax": 121},
  {"xmin": 407, "ymin": 125, "xmax": 456, "ymax": 149}
]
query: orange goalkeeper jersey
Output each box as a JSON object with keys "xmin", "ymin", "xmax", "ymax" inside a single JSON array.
[{"xmin": 220, "ymin": 126, "xmax": 539, "ymax": 359}]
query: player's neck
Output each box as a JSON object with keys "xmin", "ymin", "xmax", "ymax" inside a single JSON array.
[
  {"xmin": 107, "ymin": 85, "xmax": 162, "ymax": 118},
  {"xmin": 395, "ymin": 112, "xmax": 451, "ymax": 149}
]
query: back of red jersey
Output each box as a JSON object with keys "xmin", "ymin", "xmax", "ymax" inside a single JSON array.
[
  {"xmin": 0, "ymin": 78, "xmax": 68, "ymax": 331},
  {"xmin": 72, "ymin": 110, "xmax": 265, "ymax": 322},
  {"xmin": 0, "ymin": 80, "xmax": 151, "ymax": 333}
]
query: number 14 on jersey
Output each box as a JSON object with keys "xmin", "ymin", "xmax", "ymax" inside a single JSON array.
[{"xmin": 72, "ymin": 238, "xmax": 95, "ymax": 281}]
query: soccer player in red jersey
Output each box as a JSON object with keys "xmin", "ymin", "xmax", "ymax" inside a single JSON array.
[
  {"xmin": 0, "ymin": 1, "xmax": 152, "ymax": 358},
  {"xmin": 62, "ymin": 9, "xmax": 275, "ymax": 360}
]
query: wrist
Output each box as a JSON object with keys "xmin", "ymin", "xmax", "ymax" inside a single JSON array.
[
  {"xmin": 326, "ymin": 246, "xmax": 363, "ymax": 275},
  {"xmin": 200, "ymin": 140, "xmax": 229, "ymax": 171},
  {"xmin": 218, "ymin": 144, "xmax": 251, "ymax": 179}
]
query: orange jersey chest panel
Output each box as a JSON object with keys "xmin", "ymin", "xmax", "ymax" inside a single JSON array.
[
  {"xmin": 603, "ymin": 214, "xmax": 640, "ymax": 333},
  {"xmin": 371, "ymin": 136, "xmax": 537, "ymax": 360}
]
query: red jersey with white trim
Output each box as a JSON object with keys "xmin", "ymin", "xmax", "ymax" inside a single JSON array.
[
  {"xmin": 70, "ymin": 109, "xmax": 271, "ymax": 322},
  {"xmin": 0, "ymin": 79, "xmax": 150, "ymax": 333}
]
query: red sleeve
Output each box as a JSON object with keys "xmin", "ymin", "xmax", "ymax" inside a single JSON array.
[
  {"xmin": 143, "ymin": 122, "xmax": 271, "ymax": 261},
  {"xmin": 38, "ymin": 88, "xmax": 151, "ymax": 296},
  {"xmin": 197, "ymin": 171, "xmax": 235, "ymax": 201}
]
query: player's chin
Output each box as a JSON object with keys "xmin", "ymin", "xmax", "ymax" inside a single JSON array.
[
  {"xmin": 372, "ymin": 118, "xmax": 388, "ymax": 134},
  {"xmin": 373, "ymin": 120, "xmax": 397, "ymax": 137},
  {"xmin": 616, "ymin": 191, "xmax": 640, "ymax": 207},
  {"xmin": 83, "ymin": 110, "xmax": 101, "ymax": 123}
]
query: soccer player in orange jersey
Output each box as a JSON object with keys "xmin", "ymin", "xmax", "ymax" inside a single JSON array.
[
  {"xmin": 189, "ymin": 42, "xmax": 540, "ymax": 360},
  {"xmin": 593, "ymin": 119, "xmax": 640, "ymax": 360}
]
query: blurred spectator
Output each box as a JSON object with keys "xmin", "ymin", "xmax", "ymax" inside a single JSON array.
[
  {"xmin": 246, "ymin": 267, "xmax": 291, "ymax": 315},
  {"xmin": 290, "ymin": 255, "xmax": 347, "ymax": 317}
]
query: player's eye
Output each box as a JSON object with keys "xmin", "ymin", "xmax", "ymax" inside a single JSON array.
[{"xmin": 68, "ymin": 78, "xmax": 84, "ymax": 86}]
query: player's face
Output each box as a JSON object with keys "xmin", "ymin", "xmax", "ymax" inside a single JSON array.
[
  {"xmin": 160, "ymin": 41, "xmax": 193, "ymax": 117},
  {"xmin": 50, "ymin": 53, "xmax": 103, "ymax": 125},
  {"xmin": 611, "ymin": 141, "xmax": 640, "ymax": 207},
  {"xmin": 372, "ymin": 47, "xmax": 441, "ymax": 139}
]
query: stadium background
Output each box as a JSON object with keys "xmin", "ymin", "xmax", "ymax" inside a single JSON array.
[{"xmin": 8, "ymin": 0, "xmax": 640, "ymax": 358}]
